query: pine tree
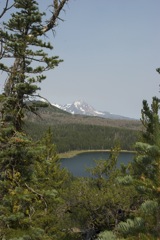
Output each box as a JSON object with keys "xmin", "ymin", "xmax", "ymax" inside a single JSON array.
[
  {"xmin": 25, "ymin": 128, "xmax": 71, "ymax": 239},
  {"xmin": 0, "ymin": 1, "xmax": 69, "ymax": 239},
  {"xmin": 116, "ymin": 97, "xmax": 160, "ymax": 239},
  {"xmin": 0, "ymin": 0, "xmax": 63, "ymax": 131},
  {"xmin": 0, "ymin": 131, "xmax": 45, "ymax": 239},
  {"xmin": 97, "ymin": 97, "xmax": 160, "ymax": 239}
]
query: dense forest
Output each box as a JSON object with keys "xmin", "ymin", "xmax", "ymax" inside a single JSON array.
[
  {"xmin": 24, "ymin": 121, "xmax": 139, "ymax": 153},
  {"xmin": 24, "ymin": 102, "xmax": 141, "ymax": 152},
  {"xmin": 0, "ymin": 1, "xmax": 160, "ymax": 240}
]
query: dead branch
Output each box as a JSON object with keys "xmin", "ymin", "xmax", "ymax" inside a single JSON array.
[
  {"xmin": 0, "ymin": 41, "xmax": 3, "ymax": 59},
  {"xmin": 42, "ymin": 0, "xmax": 68, "ymax": 33},
  {"xmin": 0, "ymin": 1, "xmax": 15, "ymax": 59},
  {"xmin": 25, "ymin": 183, "xmax": 48, "ymax": 213},
  {"xmin": 28, "ymin": 0, "xmax": 69, "ymax": 37},
  {"xmin": 0, "ymin": 0, "xmax": 14, "ymax": 19}
]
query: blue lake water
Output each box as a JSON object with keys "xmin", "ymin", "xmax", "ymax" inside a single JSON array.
[{"xmin": 60, "ymin": 151, "xmax": 135, "ymax": 177}]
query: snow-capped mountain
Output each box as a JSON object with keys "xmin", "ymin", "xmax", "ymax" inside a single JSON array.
[
  {"xmin": 52, "ymin": 100, "xmax": 132, "ymax": 120},
  {"xmin": 62, "ymin": 100, "xmax": 105, "ymax": 116}
]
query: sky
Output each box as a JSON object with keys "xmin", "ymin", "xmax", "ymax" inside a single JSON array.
[{"xmin": 1, "ymin": 0, "xmax": 160, "ymax": 119}]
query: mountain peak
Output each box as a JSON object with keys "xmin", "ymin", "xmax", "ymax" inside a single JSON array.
[
  {"xmin": 52, "ymin": 100, "xmax": 133, "ymax": 120},
  {"xmin": 74, "ymin": 99, "xmax": 84, "ymax": 106},
  {"xmin": 62, "ymin": 100, "xmax": 99, "ymax": 116}
]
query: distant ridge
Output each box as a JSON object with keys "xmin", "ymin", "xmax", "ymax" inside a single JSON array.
[
  {"xmin": 24, "ymin": 100, "xmax": 141, "ymax": 132},
  {"xmin": 52, "ymin": 100, "xmax": 134, "ymax": 120}
]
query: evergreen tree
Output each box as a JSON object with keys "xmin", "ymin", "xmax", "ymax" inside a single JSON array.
[
  {"xmin": 96, "ymin": 97, "xmax": 160, "ymax": 239},
  {"xmin": 116, "ymin": 97, "xmax": 160, "ymax": 239},
  {"xmin": 0, "ymin": 0, "xmax": 63, "ymax": 131},
  {"xmin": 26, "ymin": 128, "xmax": 71, "ymax": 239},
  {"xmin": 0, "ymin": 1, "xmax": 69, "ymax": 239},
  {"xmin": 0, "ymin": 131, "xmax": 46, "ymax": 239}
]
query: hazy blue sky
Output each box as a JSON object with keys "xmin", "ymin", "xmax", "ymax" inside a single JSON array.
[
  {"xmin": 1, "ymin": 0, "xmax": 160, "ymax": 119},
  {"xmin": 39, "ymin": 0, "xmax": 160, "ymax": 119}
]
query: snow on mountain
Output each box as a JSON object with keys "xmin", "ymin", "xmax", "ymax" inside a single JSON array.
[
  {"xmin": 52, "ymin": 100, "xmax": 132, "ymax": 120},
  {"xmin": 52, "ymin": 103, "xmax": 62, "ymax": 109},
  {"xmin": 62, "ymin": 100, "xmax": 101, "ymax": 116}
]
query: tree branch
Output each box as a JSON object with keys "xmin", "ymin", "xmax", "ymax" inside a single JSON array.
[
  {"xmin": 42, "ymin": 0, "xmax": 68, "ymax": 32},
  {"xmin": 28, "ymin": 0, "xmax": 69, "ymax": 37},
  {"xmin": 0, "ymin": 0, "xmax": 14, "ymax": 19},
  {"xmin": 25, "ymin": 183, "xmax": 48, "ymax": 213},
  {"xmin": 0, "ymin": 1, "xmax": 15, "ymax": 60}
]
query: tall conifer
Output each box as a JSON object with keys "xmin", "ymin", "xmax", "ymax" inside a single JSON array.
[
  {"xmin": 0, "ymin": 1, "xmax": 69, "ymax": 239},
  {"xmin": 116, "ymin": 97, "xmax": 160, "ymax": 239},
  {"xmin": 0, "ymin": 0, "xmax": 62, "ymax": 131}
]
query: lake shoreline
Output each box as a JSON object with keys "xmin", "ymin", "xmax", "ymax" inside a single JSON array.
[{"xmin": 59, "ymin": 149, "xmax": 136, "ymax": 159}]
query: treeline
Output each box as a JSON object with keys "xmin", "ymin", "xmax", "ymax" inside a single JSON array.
[{"xmin": 24, "ymin": 121, "xmax": 139, "ymax": 153}]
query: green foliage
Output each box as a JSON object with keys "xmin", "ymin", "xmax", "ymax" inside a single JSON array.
[
  {"xmin": 117, "ymin": 217, "xmax": 145, "ymax": 236},
  {"xmin": 0, "ymin": 0, "xmax": 62, "ymax": 131},
  {"xmin": 141, "ymin": 97, "xmax": 160, "ymax": 144},
  {"xmin": 140, "ymin": 200, "xmax": 158, "ymax": 215},
  {"xmin": 0, "ymin": 124, "xmax": 72, "ymax": 239},
  {"xmin": 132, "ymin": 98, "xmax": 160, "ymax": 199},
  {"xmin": 114, "ymin": 97, "xmax": 160, "ymax": 239},
  {"xmin": 0, "ymin": 130, "xmax": 44, "ymax": 238},
  {"xmin": 60, "ymin": 146, "xmax": 138, "ymax": 239},
  {"xmin": 24, "ymin": 121, "xmax": 138, "ymax": 153},
  {"xmin": 2, "ymin": 1, "xmax": 160, "ymax": 239},
  {"xmin": 95, "ymin": 97, "xmax": 160, "ymax": 239},
  {"xmin": 116, "ymin": 175, "xmax": 133, "ymax": 185},
  {"xmin": 97, "ymin": 231, "xmax": 118, "ymax": 240},
  {"xmin": 0, "ymin": 1, "xmax": 71, "ymax": 239},
  {"xmin": 88, "ymin": 146, "xmax": 120, "ymax": 184}
]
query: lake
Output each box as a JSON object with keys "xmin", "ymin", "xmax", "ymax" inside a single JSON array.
[{"xmin": 60, "ymin": 151, "xmax": 135, "ymax": 177}]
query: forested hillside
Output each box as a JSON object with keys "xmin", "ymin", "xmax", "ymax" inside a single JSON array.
[
  {"xmin": 24, "ymin": 104, "xmax": 141, "ymax": 152},
  {"xmin": 26, "ymin": 103, "xmax": 141, "ymax": 130}
]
